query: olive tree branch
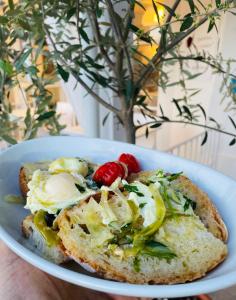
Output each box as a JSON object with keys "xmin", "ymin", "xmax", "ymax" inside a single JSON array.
[
  {"xmin": 105, "ymin": 0, "xmax": 133, "ymax": 83},
  {"xmin": 159, "ymin": 0, "xmax": 181, "ymax": 49},
  {"xmin": 86, "ymin": 0, "xmax": 115, "ymax": 70},
  {"xmin": 136, "ymin": 0, "xmax": 234, "ymax": 90},
  {"xmin": 136, "ymin": 119, "xmax": 236, "ymax": 138},
  {"xmin": 123, "ymin": 1, "xmax": 135, "ymax": 40},
  {"xmin": 162, "ymin": 56, "xmax": 236, "ymax": 79},
  {"xmin": 40, "ymin": 0, "xmax": 120, "ymax": 116},
  {"xmin": 166, "ymin": 0, "xmax": 182, "ymax": 24}
]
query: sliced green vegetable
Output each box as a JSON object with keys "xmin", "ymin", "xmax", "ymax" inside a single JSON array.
[
  {"xmin": 126, "ymin": 184, "xmax": 166, "ymax": 256},
  {"xmin": 100, "ymin": 190, "xmax": 118, "ymax": 225},
  {"xmin": 34, "ymin": 210, "xmax": 60, "ymax": 247},
  {"xmin": 81, "ymin": 198, "xmax": 114, "ymax": 246},
  {"xmin": 141, "ymin": 240, "xmax": 176, "ymax": 260}
]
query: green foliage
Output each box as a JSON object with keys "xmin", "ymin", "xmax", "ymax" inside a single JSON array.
[
  {"xmin": 0, "ymin": 1, "xmax": 64, "ymax": 145},
  {"xmin": 0, "ymin": 0, "xmax": 235, "ymax": 145}
]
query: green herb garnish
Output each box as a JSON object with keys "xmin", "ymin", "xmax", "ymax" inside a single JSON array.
[
  {"xmin": 87, "ymin": 166, "xmax": 94, "ymax": 176},
  {"xmin": 141, "ymin": 240, "xmax": 176, "ymax": 260},
  {"xmin": 183, "ymin": 197, "xmax": 196, "ymax": 211},
  {"xmin": 133, "ymin": 256, "xmax": 141, "ymax": 272},
  {"xmin": 75, "ymin": 184, "xmax": 86, "ymax": 193},
  {"xmin": 139, "ymin": 202, "xmax": 147, "ymax": 208},
  {"xmin": 167, "ymin": 172, "xmax": 183, "ymax": 181},
  {"xmin": 123, "ymin": 184, "xmax": 144, "ymax": 197}
]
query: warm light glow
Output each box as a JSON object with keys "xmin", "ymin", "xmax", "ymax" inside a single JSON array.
[
  {"xmin": 141, "ymin": 5, "xmax": 165, "ymax": 26},
  {"xmin": 136, "ymin": 44, "xmax": 158, "ymax": 64}
]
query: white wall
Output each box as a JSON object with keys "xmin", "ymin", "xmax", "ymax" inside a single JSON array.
[
  {"xmin": 156, "ymin": 0, "xmax": 223, "ymax": 151},
  {"xmin": 208, "ymin": 12, "xmax": 236, "ymax": 179}
]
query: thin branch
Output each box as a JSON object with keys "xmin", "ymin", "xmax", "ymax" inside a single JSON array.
[
  {"xmin": 136, "ymin": 0, "xmax": 234, "ymax": 89},
  {"xmin": 87, "ymin": 0, "xmax": 115, "ymax": 69},
  {"xmin": 105, "ymin": 0, "xmax": 122, "ymax": 40},
  {"xmin": 106, "ymin": 0, "xmax": 133, "ymax": 81},
  {"xmin": 136, "ymin": 119, "xmax": 236, "ymax": 138},
  {"xmin": 123, "ymin": 1, "xmax": 135, "ymax": 40},
  {"xmin": 162, "ymin": 56, "xmax": 236, "ymax": 79},
  {"xmin": 40, "ymin": 0, "xmax": 120, "ymax": 116},
  {"xmin": 159, "ymin": 0, "xmax": 181, "ymax": 48},
  {"xmin": 71, "ymin": 70, "xmax": 120, "ymax": 115},
  {"xmin": 166, "ymin": 0, "xmax": 181, "ymax": 24}
]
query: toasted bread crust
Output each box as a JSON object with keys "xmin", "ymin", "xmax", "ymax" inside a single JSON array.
[
  {"xmin": 19, "ymin": 167, "xmax": 29, "ymax": 198},
  {"xmin": 77, "ymin": 253, "xmax": 226, "ymax": 284},
  {"xmin": 128, "ymin": 171, "xmax": 228, "ymax": 242}
]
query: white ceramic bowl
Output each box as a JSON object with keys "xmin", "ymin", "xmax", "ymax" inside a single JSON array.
[{"xmin": 0, "ymin": 136, "xmax": 235, "ymax": 298}]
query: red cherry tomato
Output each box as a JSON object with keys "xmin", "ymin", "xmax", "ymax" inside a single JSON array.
[
  {"xmin": 118, "ymin": 153, "xmax": 141, "ymax": 174},
  {"xmin": 93, "ymin": 162, "xmax": 126, "ymax": 186}
]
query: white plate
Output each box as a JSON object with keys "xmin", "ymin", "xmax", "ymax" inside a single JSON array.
[{"xmin": 0, "ymin": 136, "xmax": 235, "ymax": 298}]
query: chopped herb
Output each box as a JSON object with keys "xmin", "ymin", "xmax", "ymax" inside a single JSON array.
[
  {"xmin": 139, "ymin": 202, "xmax": 147, "ymax": 208},
  {"xmin": 141, "ymin": 240, "xmax": 176, "ymax": 260},
  {"xmin": 156, "ymin": 169, "xmax": 164, "ymax": 177},
  {"xmin": 122, "ymin": 222, "xmax": 132, "ymax": 229},
  {"xmin": 133, "ymin": 256, "xmax": 141, "ymax": 272},
  {"xmin": 169, "ymin": 190, "xmax": 181, "ymax": 204},
  {"xmin": 124, "ymin": 184, "xmax": 138, "ymax": 192},
  {"xmin": 136, "ymin": 192, "xmax": 144, "ymax": 197},
  {"xmin": 123, "ymin": 184, "xmax": 144, "ymax": 197},
  {"xmin": 160, "ymin": 185, "xmax": 174, "ymax": 212},
  {"xmin": 76, "ymin": 157, "xmax": 86, "ymax": 163},
  {"xmin": 167, "ymin": 172, "xmax": 183, "ymax": 181},
  {"xmin": 87, "ymin": 166, "xmax": 94, "ymax": 176},
  {"xmin": 86, "ymin": 179, "xmax": 99, "ymax": 190},
  {"xmin": 183, "ymin": 197, "xmax": 196, "ymax": 211},
  {"xmin": 75, "ymin": 184, "xmax": 86, "ymax": 193}
]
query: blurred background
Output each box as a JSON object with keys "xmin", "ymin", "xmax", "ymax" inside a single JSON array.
[{"xmin": 0, "ymin": 0, "xmax": 235, "ymax": 182}]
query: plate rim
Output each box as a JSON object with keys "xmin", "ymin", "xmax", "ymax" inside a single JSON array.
[{"xmin": 0, "ymin": 135, "xmax": 235, "ymax": 298}]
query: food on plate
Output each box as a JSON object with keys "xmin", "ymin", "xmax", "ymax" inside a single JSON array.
[
  {"xmin": 22, "ymin": 213, "xmax": 68, "ymax": 264},
  {"xmin": 21, "ymin": 157, "xmax": 99, "ymax": 263},
  {"xmin": 20, "ymin": 154, "xmax": 228, "ymax": 283},
  {"xmin": 93, "ymin": 161, "xmax": 127, "ymax": 186},
  {"xmin": 118, "ymin": 153, "xmax": 141, "ymax": 174}
]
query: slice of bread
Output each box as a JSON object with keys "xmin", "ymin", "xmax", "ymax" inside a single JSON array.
[
  {"xmin": 128, "ymin": 171, "xmax": 228, "ymax": 242},
  {"xmin": 57, "ymin": 201, "xmax": 227, "ymax": 284},
  {"xmin": 20, "ymin": 160, "xmax": 98, "ymax": 264},
  {"xmin": 22, "ymin": 215, "xmax": 68, "ymax": 264},
  {"xmin": 19, "ymin": 167, "xmax": 29, "ymax": 199}
]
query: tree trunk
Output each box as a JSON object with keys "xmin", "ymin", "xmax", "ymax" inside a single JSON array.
[{"xmin": 124, "ymin": 111, "xmax": 136, "ymax": 144}]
